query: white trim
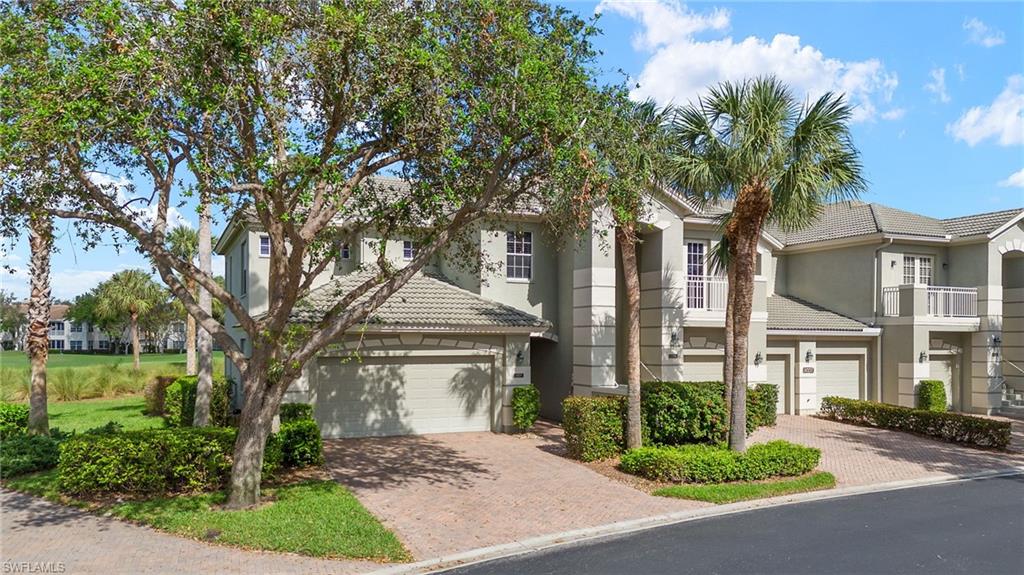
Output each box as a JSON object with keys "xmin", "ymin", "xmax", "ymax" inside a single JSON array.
[
  {"xmin": 257, "ymin": 234, "xmax": 271, "ymax": 258},
  {"xmin": 767, "ymin": 328, "xmax": 881, "ymax": 337},
  {"xmin": 988, "ymin": 210, "xmax": 1024, "ymax": 239}
]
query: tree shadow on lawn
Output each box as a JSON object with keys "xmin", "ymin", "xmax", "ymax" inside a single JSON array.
[{"xmin": 322, "ymin": 435, "xmax": 494, "ymax": 491}]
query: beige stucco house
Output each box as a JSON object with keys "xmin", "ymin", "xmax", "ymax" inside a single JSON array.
[{"xmin": 215, "ymin": 179, "xmax": 1024, "ymax": 438}]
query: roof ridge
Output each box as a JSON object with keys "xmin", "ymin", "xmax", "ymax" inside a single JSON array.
[{"xmin": 941, "ymin": 207, "xmax": 1024, "ymax": 222}]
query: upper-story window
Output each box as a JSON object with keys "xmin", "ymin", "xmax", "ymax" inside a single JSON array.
[
  {"xmin": 70, "ymin": 322, "xmax": 82, "ymax": 333},
  {"xmin": 903, "ymin": 255, "xmax": 933, "ymax": 285},
  {"xmin": 402, "ymin": 240, "xmax": 417, "ymax": 261},
  {"xmin": 686, "ymin": 241, "xmax": 706, "ymax": 308},
  {"xmin": 258, "ymin": 234, "xmax": 271, "ymax": 257},
  {"xmin": 48, "ymin": 321, "xmax": 64, "ymax": 334},
  {"xmin": 506, "ymin": 231, "xmax": 533, "ymax": 281},
  {"xmin": 340, "ymin": 243, "xmax": 351, "ymax": 260}
]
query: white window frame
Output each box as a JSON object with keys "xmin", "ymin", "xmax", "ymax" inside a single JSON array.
[
  {"xmin": 241, "ymin": 240, "xmax": 248, "ymax": 296},
  {"xmin": 49, "ymin": 339, "xmax": 65, "ymax": 350},
  {"xmin": 402, "ymin": 240, "xmax": 416, "ymax": 261},
  {"xmin": 70, "ymin": 322, "xmax": 83, "ymax": 333},
  {"xmin": 506, "ymin": 231, "xmax": 533, "ymax": 282},
  {"xmin": 48, "ymin": 321, "xmax": 64, "ymax": 334},
  {"xmin": 340, "ymin": 242, "xmax": 351, "ymax": 260},
  {"xmin": 902, "ymin": 255, "xmax": 933, "ymax": 285},
  {"xmin": 686, "ymin": 241, "xmax": 707, "ymax": 309},
  {"xmin": 258, "ymin": 234, "xmax": 271, "ymax": 258},
  {"xmin": 98, "ymin": 340, "xmax": 110, "ymax": 351},
  {"xmin": 70, "ymin": 340, "xmax": 83, "ymax": 351}
]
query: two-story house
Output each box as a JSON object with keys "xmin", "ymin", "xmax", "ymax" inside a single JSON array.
[{"xmin": 214, "ymin": 178, "xmax": 1024, "ymax": 438}]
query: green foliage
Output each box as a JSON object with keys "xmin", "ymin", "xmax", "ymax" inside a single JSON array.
[
  {"xmin": 641, "ymin": 382, "xmax": 727, "ymax": 445},
  {"xmin": 653, "ymin": 472, "xmax": 836, "ymax": 504},
  {"xmin": 164, "ymin": 376, "xmax": 232, "ymax": 427},
  {"xmin": 747, "ymin": 384, "xmax": 779, "ymax": 430},
  {"xmin": 279, "ymin": 403, "xmax": 314, "ymax": 424},
  {"xmin": 917, "ymin": 380, "xmax": 947, "ymax": 413},
  {"xmin": 619, "ymin": 441, "xmax": 820, "ymax": 483},
  {"xmin": 511, "ymin": 384, "xmax": 541, "ymax": 431},
  {"xmin": 819, "ymin": 397, "xmax": 1010, "ymax": 449},
  {"xmin": 0, "ymin": 401, "xmax": 29, "ymax": 438},
  {"xmin": 144, "ymin": 376, "xmax": 179, "ymax": 416},
  {"xmin": 94, "ymin": 270, "xmax": 168, "ymax": 331},
  {"xmin": 562, "ymin": 396, "xmax": 626, "ymax": 462},
  {"xmin": 57, "ymin": 427, "xmax": 281, "ymax": 496},
  {"xmin": 279, "ymin": 419, "xmax": 324, "ymax": 468},
  {"xmin": 0, "ymin": 433, "xmax": 60, "ymax": 479}
]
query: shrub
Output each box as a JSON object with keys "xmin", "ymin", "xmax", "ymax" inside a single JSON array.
[
  {"xmin": 511, "ymin": 384, "xmax": 541, "ymax": 431},
  {"xmin": 747, "ymin": 384, "xmax": 779, "ymax": 430},
  {"xmin": 144, "ymin": 376, "xmax": 179, "ymax": 416},
  {"xmin": 641, "ymin": 382, "xmax": 727, "ymax": 445},
  {"xmin": 164, "ymin": 376, "xmax": 232, "ymax": 428},
  {"xmin": 279, "ymin": 419, "xmax": 324, "ymax": 467},
  {"xmin": 57, "ymin": 427, "xmax": 282, "ymax": 496},
  {"xmin": 619, "ymin": 440, "xmax": 820, "ymax": 484},
  {"xmin": 0, "ymin": 434, "xmax": 60, "ymax": 478},
  {"xmin": 562, "ymin": 396, "xmax": 625, "ymax": 461},
  {"xmin": 917, "ymin": 380, "xmax": 947, "ymax": 413},
  {"xmin": 0, "ymin": 402, "xmax": 29, "ymax": 439},
  {"xmin": 819, "ymin": 397, "xmax": 1010, "ymax": 449},
  {"xmin": 51, "ymin": 370, "xmax": 88, "ymax": 401},
  {"xmin": 279, "ymin": 402, "xmax": 314, "ymax": 424}
]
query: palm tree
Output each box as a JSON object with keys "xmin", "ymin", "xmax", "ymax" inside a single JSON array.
[
  {"xmin": 25, "ymin": 212, "xmax": 52, "ymax": 435},
  {"xmin": 595, "ymin": 97, "xmax": 674, "ymax": 449},
  {"xmin": 670, "ymin": 76, "xmax": 866, "ymax": 451},
  {"xmin": 194, "ymin": 203, "xmax": 214, "ymax": 426},
  {"xmin": 166, "ymin": 226, "xmax": 198, "ymax": 375},
  {"xmin": 96, "ymin": 269, "xmax": 164, "ymax": 370}
]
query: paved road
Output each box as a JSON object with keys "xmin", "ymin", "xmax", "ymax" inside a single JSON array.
[{"xmin": 443, "ymin": 475, "xmax": 1024, "ymax": 575}]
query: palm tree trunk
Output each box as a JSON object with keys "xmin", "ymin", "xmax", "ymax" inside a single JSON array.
[
  {"xmin": 185, "ymin": 276, "xmax": 197, "ymax": 375},
  {"xmin": 130, "ymin": 311, "xmax": 141, "ymax": 370},
  {"xmin": 26, "ymin": 214, "xmax": 52, "ymax": 436},
  {"xmin": 616, "ymin": 225, "xmax": 642, "ymax": 450},
  {"xmin": 723, "ymin": 258, "xmax": 735, "ymax": 423},
  {"xmin": 194, "ymin": 202, "xmax": 214, "ymax": 427}
]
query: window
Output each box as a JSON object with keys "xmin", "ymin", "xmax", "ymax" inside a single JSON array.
[
  {"xmin": 49, "ymin": 339, "xmax": 65, "ymax": 350},
  {"xmin": 70, "ymin": 340, "xmax": 83, "ymax": 351},
  {"xmin": 340, "ymin": 243, "xmax": 351, "ymax": 260},
  {"xmin": 506, "ymin": 231, "xmax": 533, "ymax": 280},
  {"xmin": 48, "ymin": 321, "xmax": 64, "ymax": 334},
  {"xmin": 70, "ymin": 322, "xmax": 82, "ymax": 333},
  {"xmin": 402, "ymin": 240, "xmax": 417, "ymax": 261},
  {"xmin": 98, "ymin": 340, "xmax": 110, "ymax": 351},
  {"xmin": 88, "ymin": 324, "xmax": 94, "ymax": 333},
  {"xmin": 240, "ymin": 338, "xmax": 247, "ymax": 356},
  {"xmin": 258, "ymin": 234, "xmax": 271, "ymax": 257},
  {"xmin": 686, "ymin": 241, "xmax": 706, "ymax": 308},
  {"xmin": 241, "ymin": 240, "xmax": 248, "ymax": 295},
  {"xmin": 903, "ymin": 255, "xmax": 933, "ymax": 285}
]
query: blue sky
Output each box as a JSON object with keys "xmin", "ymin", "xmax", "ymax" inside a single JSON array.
[{"xmin": 1, "ymin": 0, "xmax": 1022, "ymax": 300}]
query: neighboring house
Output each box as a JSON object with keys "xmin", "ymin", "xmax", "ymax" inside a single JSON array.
[{"xmin": 214, "ymin": 178, "xmax": 1024, "ymax": 439}]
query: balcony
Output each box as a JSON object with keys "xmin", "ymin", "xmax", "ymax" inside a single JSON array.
[
  {"xmin": 685, "ymin": 276, "xmax": 728, "ymax": 311},
  {"xmin": 882, "ymin": 285, "xmax": 978, "ymax": 318}
]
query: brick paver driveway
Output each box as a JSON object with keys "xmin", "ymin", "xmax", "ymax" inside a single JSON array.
[
  {"xmin": 323, "ymin": 425, "xmax": 701, "ymax": 559},
  {"xmin": 750, "ymin": 415, "xmax": 1024, "ymax": 486}
]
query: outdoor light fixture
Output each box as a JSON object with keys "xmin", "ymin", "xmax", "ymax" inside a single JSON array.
[
  {"xmin": 993, "ymin": 335, "xmax": 1002, "ymax": 347},
  {"xmin": 754, "ymin": 352, "xmax": 763, "ymax": 366},
  {"xmin": 670, "ymin": 331, "xmax": 680, "ymax": 348},
  {"xmin": 919, "ymin": 351, "xmax": 928, "ymax": 363},
  {"xmin": 805, "ymin": 350, "xmax": 814, "ymax": 363},
  {"xmin": 891, "ymin": 260, "xmax": 897, "ymax": 268},
  {"xmin": 515, "ymin": 350, "xmax": 524, "ymax": 366}
]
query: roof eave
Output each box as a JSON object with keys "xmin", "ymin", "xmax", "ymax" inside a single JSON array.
[
  {"xmin": 767, "ymin": 327, "xmax": 881, "ymax": 337},
  {"xmin": 987, "ymin": 210, "xmax": 1024, "ymax": 239}
]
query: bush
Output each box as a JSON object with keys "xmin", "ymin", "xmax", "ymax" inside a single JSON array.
[
  {"xmin": 164, "ymin": 376, "xmax": 232, "ymax": 428},
  {"xmin": 0, "ymin": 434, "xmax": 60, "ymax": 478},
  {"xmin": 279, "ymin": 402, "xmax": 314, "ymax": 424},
  {"xmin": 747, "ymin": 384, "xmax": 779, "ymax": 430},
  {"xmin": 819, "ymin": 397, "xmax": 1010, "ymax": 449},
  {"xmin": 144, "ymin": 376, "xmax": 179, "ymax": 416},
  {"xmin": 511, "ymin": 385, "xmax": 541, "ymax": 431},
  {"xmin": 0, "ymin": 402, "xmax": 29, "ymax": 439},
  {"xmin": 917, "ymin": 380, "xmax": 947, "ymax": 413},
  {"xmin": 619, "ymin": 440, "xmax": 820, "ymax": 483},
  {"xmin": 641, "ymin": 382, "xmax": 727, "ymax": 445},
  {"xmin": 279, "ymin": 419, "xmax": 324, "ymax": 467},
  {"xmin": 57, "ymin": 427, "xmax": 282, "ymax": 496},
  {"xmin": 562, "ymin": 396, "xmax": 625, "ymax": 461}
]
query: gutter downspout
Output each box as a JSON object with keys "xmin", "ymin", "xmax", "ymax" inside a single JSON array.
[{"xmin": 872, "ymin": 238, "xmax": 893, "ymax": 402}]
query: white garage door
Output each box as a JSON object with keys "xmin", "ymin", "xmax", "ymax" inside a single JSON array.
[
  {"xmin": 816, "ymin": 355, "xmax": 862, "ymax": 400},
  {"xmin": 683, "ymin": 357, "xmax": 724, "ymax": 382},
  {"xmin": 766, "ymin": 355, "xmax": 789, "ymax": 414},
  {"xmin": 929, "ymin": 356, "xmax": 955, "ymax": 410},
  {"xmin": 315, "ymin": 355, "xmax": 493, "ymax": 438}
]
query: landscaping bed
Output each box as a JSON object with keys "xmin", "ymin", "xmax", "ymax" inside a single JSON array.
[{"xmin": 653, "ymin": 472, "xmax": 836, "ymax": 503}]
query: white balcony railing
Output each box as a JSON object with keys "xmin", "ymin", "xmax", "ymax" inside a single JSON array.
[
  {"xmin": 685, "ymin": 276, "xmax": 728, "ymax": 311},
  {"xmin": 881, "ymin": 285, "xmax": 978, "ymax": 318},
  {"xmin": 882, "ymin": 286, "xmax": 900, "ymax": 317}
]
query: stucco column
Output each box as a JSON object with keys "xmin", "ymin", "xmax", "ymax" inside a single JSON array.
[
  {"xmin": 572, "ymin": 214, "xmax": 617, "ymax": 394},
  {"xmin": 500, "ymin": 335, "xmax": 531, "ymax": 431},
  {"xmin": 638, "ymin": 220, "xmax": 686, "ymax": 381},
  {"xmin": 969, "ymin": 285, "xmax": 1003, "ymax": 414},
  {"xmin": 795, "ymin": 341, "xmax": 818, "ymax": 413},
  {"xmin": 747, "ymin": 277, "xmax": 769, "ymax": 385},
  {"xmin": 893, "ymin": 284, "xmax": 932, "ymax": 408}
]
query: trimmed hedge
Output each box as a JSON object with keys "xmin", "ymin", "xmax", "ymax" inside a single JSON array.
[
  {"xmin": 57, "ymin": 428, "xmax": 282, "ymax": 496},
  {"xmin": 563, "ymin": 396, "xmax": 626, "ymax": 462},
  {"xmin": 748, "ymin": 384, "xmax": 779, "ymax": 430},
  {"xmin": 279, "ymin": 419, "xmax": 325, "ymax": 467},
  {"xmin": 619, "ymin": 440, "xmax": 820, "ymax": 483},
  {"xmin": 917, "ymin": 380, "xmax": 947, "ymax": 412},
  {"xmin": 819, "ymin": 397, "xmax": 1010, "ymax": 449},
  {"xmin": 0, "ymin": 434, "xmax": 60, "ymax": 479},
  {"xmin": 0, "ymin": 402, "xmax": 29, "ymax": 439},
  {"xmin": 279, "ymin": 403, "xmax": 314, "ymax": 424},
  {"xmin": 511, "ymin": 384, "xmax": 541, "ymax": 431},
  {"xmin": 164, "ymin": 376, "xmax": 232, "ymax": 428},
  {"xmin": 143, "ymin": 375, "xmax": 179, "ymax": 416}
]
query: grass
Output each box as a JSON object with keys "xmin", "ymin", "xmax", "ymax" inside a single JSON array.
[
  {"xmin": 652, "ymin": 472, "xmax": 837, "ymax": 504},
  {"xmin": 4, "ymin": 471, "xmax": 409, "ymax": 563},
  {"xmin": 48, "ymin": 396, "xmax": 165, "ymax": 433},
  {"xmin": 0, "ymin": 350, "xmax": 223, "ymax": 369}
]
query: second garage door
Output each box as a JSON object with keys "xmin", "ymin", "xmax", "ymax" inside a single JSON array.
[
  {"xmin": 315, "ymin": 355, "xmax": 493, "ymax": 438},
  {"xmin": 683, "ymin": 357, "xmax": 725, "ymax": 382},
  {"xmin": 816, "ymin": 355, "xmax": 862, "ymax": 400}
]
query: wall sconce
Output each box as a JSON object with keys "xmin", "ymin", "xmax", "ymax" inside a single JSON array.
[
  {"xmin": 992, "ymin": 335, "xmax": 1002, "ymax": 347},
  {"xmin": 805, "ymin": 350, "xmax": 814, "ymax": 363},
  {"xmin": 515, "ymin": 350, "xmax": 524, "ymax": 366},
  {"xmin": 919, "ymin": 351, "xmax": 928, "ymax": 363},
  {"xmin": 670, "ymin": 331, "xmax": 680, "ymax": 348},
  {"xmin": 890, "ymin": 260, "xmax": 897, "ymax": 268},
  {"xmin": 942, "ymin": 262, "xmax": 948, "ymax": 270},
  {"xmin": 754, "ymin": 352, "xmax": 763, "ymax": 366}
]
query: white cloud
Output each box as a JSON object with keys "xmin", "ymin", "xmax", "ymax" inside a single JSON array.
[
  {"xmin": 998, "ymin": 168, "xmax": 1024, "ymax": 188},
  {"xmin": 0, "ymin": 265, "xmax": 121, "ymax": 300},
  {"xmin": 924, "ymin": 67, "xmax": 950, "ymax": 103},
  {"xmin": 87, "ymin": 172, "xmax": 193, "ymax": 231},
  {"xmin": 881, "ymin": 108, "xmax": 906, "ymax": 121},
  {"xmin": 597, "ymin": 0, "xmax": 899, "ymax": 123},
  {"xmin": 955, "ymin": 64, "xmax": 966, "ymax": 82},
  {"xmin": 963, "ymin": 17, "xmax": 1005, "ymax": 48},
  {"xmin": 947, "ymin": 75, "xmax": 1024, "ymax": 146}
]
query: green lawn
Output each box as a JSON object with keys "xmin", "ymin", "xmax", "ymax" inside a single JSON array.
[
  {"xmin": 48, "ymin": 396, "xmax": 165, "ymax": 433},
  {"xmin": 0, "ymin": 350, "xmax": 223, "ymax": 370},
  {"xmin": 653, "ymin": 472, "xmax": 837, "ymax": 504}
]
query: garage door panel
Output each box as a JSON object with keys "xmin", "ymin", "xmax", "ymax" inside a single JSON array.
[
  {"xmin": 683, "ymin": 357, "xmax": 724, "ymax": 382},
  {"xmin": 316, "ymin": 355, "xmax": 492, "ymax": 438},
  {"xmin": 766, "ymin": 355, "xmax": 789, "ymax": 414},
  {"xmin": 816, "ymin": 355, "xmax": 862, "ymax": 400}
]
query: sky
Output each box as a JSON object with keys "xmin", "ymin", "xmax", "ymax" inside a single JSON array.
[{"xmin": 1, "ymin": 0, "xmax": 1022, "ymax": 301}]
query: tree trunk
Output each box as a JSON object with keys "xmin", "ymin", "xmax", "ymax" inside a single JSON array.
[
  {"xmin": 26, "ymin": 214, "xmax": 52, "ymax": 436},
  {"xmin": 723, "ymin": 259, "xmax": 735, "ymax": 423},
  {"xmin": 616, "ymin": 225, "xmax": 643, "ymax": 450},
  {"xmin": 185, "ymin": 277, "xmax": 197, "ymax": 375},
  {"xmin": 227, "ymin": 361, "xmax": 290, "ymax": 508},
  {"xmin": 194, "ymin": 202, "xmax": 214, "ymax": 427},
  {"xmin": 130, "ymin": 312, "xmax": 141, "ymax": 370}
]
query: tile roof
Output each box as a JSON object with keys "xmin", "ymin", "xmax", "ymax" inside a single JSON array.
[
  {"xmin": 767, "ymin": 295, "xmax": 872, "ymax": 333},
  {"xmin": 941, "ymin": 208, "xmax": 1022, "ymax": 237},
  {"xmin": 289, "ymin": 270, "xmax": 551, "ymax": 330}
]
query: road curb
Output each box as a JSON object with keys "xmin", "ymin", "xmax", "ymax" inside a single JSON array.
[{"xmin": 368, "ymin": 466, "xmax": 1024, "ymax": 575}]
